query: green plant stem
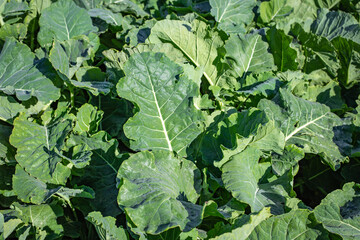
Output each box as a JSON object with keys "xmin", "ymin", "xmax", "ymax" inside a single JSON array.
[
  {"xmin": 294, "ymin": 168, "xmax": 330, "ymax": 188},
  {"xmin": 95, "ymin": 58, "xmax": 105, "ymax": 67}
]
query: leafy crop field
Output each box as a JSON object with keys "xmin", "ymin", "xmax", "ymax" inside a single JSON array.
[{"xmin": 0, "ymin": 0, "xmax": 360, "ymax": 239}]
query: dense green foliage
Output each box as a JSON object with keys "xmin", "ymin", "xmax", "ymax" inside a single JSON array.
[{"xmin": 0, "ymin": 0, "xmax": 360, "ymax": 239}]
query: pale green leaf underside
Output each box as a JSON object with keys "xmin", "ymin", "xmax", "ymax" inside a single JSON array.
[{"xmin": 117, "ymin": 52, "xmax": 203, "ymax": 156}]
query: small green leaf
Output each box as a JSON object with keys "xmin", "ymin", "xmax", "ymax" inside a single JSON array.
[
  {"xmin": 74, "ymin": 103, "xmax": 103, "ymax": 135},
  {"xmin": 86, "ymin": 211, "xmax": 129, "ymax": 240}
]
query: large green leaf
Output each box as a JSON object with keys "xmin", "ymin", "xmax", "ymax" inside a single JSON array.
[
  {"xmin": 147, "ymin": 19, "xmax": 225, "ymax": 86},
  {"xmin": 332, "ymin": 37, "xmax": 360, "ymax": 88},
  {"xmin": 69, "ymin": 131, "xmax": 123, "ymax": 217},
  {"xmin": 311, "ymin": 8, "xmax": 360, "ymax": 44},
  {"xmin": 74, "ymin": 0, "xmax": 102, "ymax": 9},
  {"xmin": 221, "ymin": 146, "xmax": 293, "ymax": 213},
  {"xmin": 117, "ymin": 52, "xmax": 203, "ymax": 156},
  {"xmin": 314, "ymin": 182, "xmax": 360, "ymax": 240},
  {"xmin": 266, "ymin": 27, "xmax": 298, "ymax": 71},
  {"xmin": 209, "ymin": 0, "xmax": 256, "ymax": 34},
  {"xmin": 258, "ymin": 89, "xmax": 351, "ymax": 170},
  {"xmin": 0, "ymin": 23, "xmax": 27, "ymax": 41},
  {"xmin": 86, "ymin": 212, "xmax": 129, "ymax": 240},
  {"xmin": 0, "ymin": 38, "xmax": 60, "ymax": 103},
  {"xmin": 105, "ymin": 0, "xmax": 148, "ymax": 17},
  {"xmin": 12, "ymin": 164, "xmax": 93, "ymax": 204},
  {"xmin": 260, "ymin": 0, "xmax": 292, "ymax": 23},
  {"xmin": 290, "ymin": 23, "xmax": 340, "ymax": 77},
  {"xmin": 38, "ymin": 0, "xmax": 96, "ymax": 46},
  {"xmin": 90, "ymin": 95, "xmax": 133, "ymax": 138},
  {"xmin": 2, "ymin": 0, "xmax": 29, "ymax": 17},
  {"xmin": 247, "ymin": 209, "xmax": 323, "ymax": 239},
  {"xmin": 225, "ymin": 32, "xmax": 275, "ymax": 78},
  {"xmin": 9, "ymin": 113, "xmax": 72, "ymax": 184},
  {"xmin": 117, "ymin": 150, "xmax": 201, "ymax": 234}
]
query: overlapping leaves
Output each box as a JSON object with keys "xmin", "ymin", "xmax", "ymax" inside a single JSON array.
[{"xmin": 0, "ymin": 0, "xmax": 359, "ymax": 239}]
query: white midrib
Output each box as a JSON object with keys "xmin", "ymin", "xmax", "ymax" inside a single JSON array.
[
  {"xmin": 63, "ymin": 16, "xmax": 70, "ymax": 40},
  {"xmin": 218, "ymin": 0, "xmax": 231, "ymax": 22},
  {"xmin": 94, "ymin": 151, "xmax": 117, "ymax": 173},
  {"xmin": 244, "ymin": 36, "xmax": 260, "ymax": 74},
  {"xmin": 270, "ymin": 6, "xmax": 282, "ymax": 21},
  {"xmin": 166, "ymin": 35, "xmax": 214, "ymax": 86},
  {"xmin": 108, "ymin": 15, "xmax": 118, "ymax": 25},
  {"xmin": 285, "ymin": 114, "xmax": 327, "ymax": 141},
  {"xmin": 44, "ymin": 126, "xmax": 50, "ymax": 149},
  {"xmin": 145, "ymin": 67, "xmax": 173, "ymax": 152}
]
